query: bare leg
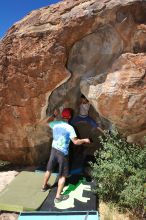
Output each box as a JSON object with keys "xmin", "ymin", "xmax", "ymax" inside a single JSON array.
[
  {"xmin": 97, "ymin": 127, "xmax": 105, "ymax": 135},
  {"xmin": 55, "ymin": 176, "xmax": 66, "ymax": 199},
  {"xmin": 42, "ymin": 170, "xmax": 51, "ymax": 188}
]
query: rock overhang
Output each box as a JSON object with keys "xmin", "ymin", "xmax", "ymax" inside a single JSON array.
[{"xmin": 0, "ymin": 0, "xmax": 146, "ymax": 164}]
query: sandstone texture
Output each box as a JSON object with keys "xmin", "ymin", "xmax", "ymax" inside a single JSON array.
[
  {"xmin": 81, "ymin": 53, "xmax": 146, "ymax": 139},
  {"xmin": 0, "ymin": 0, "xmax": 146, "ymax": 164}
]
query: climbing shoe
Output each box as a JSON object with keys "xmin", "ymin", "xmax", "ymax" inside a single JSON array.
[
  {"xmin": 54, "ymin": 194, "xmax": 69, "ymax": 203},
  {"xmin": 41, "ymin": 184, "xmax": 51, "ymax": 192}
]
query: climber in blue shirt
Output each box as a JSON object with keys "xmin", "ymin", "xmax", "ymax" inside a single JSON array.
[{"xmin": 40, "ymin": 108, "xmax": 90, "ymax": 203}]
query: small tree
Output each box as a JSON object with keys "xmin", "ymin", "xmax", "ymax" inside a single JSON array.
[{"xmin": 91, "ymin": 129, "xmax": 146, "ymax": 217}]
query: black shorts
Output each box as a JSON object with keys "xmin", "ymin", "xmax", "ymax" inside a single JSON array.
[{"xmin": 47, "ymin": 148, "xmax": 69, "ymax": 177}]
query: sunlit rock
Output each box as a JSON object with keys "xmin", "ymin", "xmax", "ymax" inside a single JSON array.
[{"xmin": 0, "ymin": 0, "xmax": 146, "ymax": 164}]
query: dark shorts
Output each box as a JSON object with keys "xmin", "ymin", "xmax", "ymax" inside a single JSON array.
[{"xmin": 47, "ymin": 148, "xmax": 69, "ymax": 177}]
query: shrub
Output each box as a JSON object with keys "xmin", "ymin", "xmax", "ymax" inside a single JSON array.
[{"xmin": 91, "ymin": 129, "xmax": 146, "ymax": 217}]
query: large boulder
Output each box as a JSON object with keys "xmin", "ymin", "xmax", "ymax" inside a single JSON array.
[
  {"xmin": 81, "ymin": 53, "xmax": 146, "ymax": 138},
  {"xmin": 0, "ymin": 0, "xmax": 146, "ymax": 164}
]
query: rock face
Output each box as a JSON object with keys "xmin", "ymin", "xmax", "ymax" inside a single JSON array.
[
  {"xmin": 81, "ymin": 53, "xmax": 146, "ymax": 136},
  {"xmin": 0, "ymin": 0, "xmax": 146, "ymax": 164}
]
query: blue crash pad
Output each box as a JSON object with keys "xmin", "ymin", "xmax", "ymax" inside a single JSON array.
[{"xmin": 19, "ymin": 211, "xmax": 99, "ymax": 220}]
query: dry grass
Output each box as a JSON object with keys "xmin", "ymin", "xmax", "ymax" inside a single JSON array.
[{"xmin": 99, "ymin": 202, "xmax": 139, "ymax": 220}]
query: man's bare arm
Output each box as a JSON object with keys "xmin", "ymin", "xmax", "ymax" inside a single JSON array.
[
  {"xmin": 97, "ymin": 127, "xmax": 105, "ymax": 135},
  {"xmin": 39, "ymin": 109, "xmax": 59, "ymax": 125},
  {"xmin": 71, "ymin": 137, "xmax": 90, "ymax": 145},
  {"xmin": 39, "ymin": 115, "xmax": 55, "ymax": 125}
]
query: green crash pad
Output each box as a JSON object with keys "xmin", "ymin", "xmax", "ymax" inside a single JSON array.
[{"xmin": 0, "ymin": 171, "xmax": 57, "ymax": 212}]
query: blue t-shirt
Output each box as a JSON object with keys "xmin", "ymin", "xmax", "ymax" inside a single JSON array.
[{"xmin": 49, "ymin": 121, "xmax": 77, "ymax": 155}]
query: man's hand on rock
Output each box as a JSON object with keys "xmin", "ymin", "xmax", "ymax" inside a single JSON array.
[{"xmin": 53, "ymin": 109, "xmax": 59, "ymax": 117}]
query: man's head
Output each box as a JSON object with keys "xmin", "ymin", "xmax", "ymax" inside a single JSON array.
[{"xmin": 61, "ymin": 108, "xmax": 72, "ymax": 120}]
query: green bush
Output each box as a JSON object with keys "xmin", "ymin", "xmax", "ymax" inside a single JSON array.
[{"xmin": 91, "ymin": 129, "xmax": 146, "ymax": 216}]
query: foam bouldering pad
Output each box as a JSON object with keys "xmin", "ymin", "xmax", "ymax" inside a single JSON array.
[
  {"xmin": 18, "ymin": 211, "xmax": 99, "ymax": 220},
  {"xmin": 40, "ymin": 175, "xmax": 97, "ymax": 211},
  {"xmin": 0, "ymin": 171, "xmax": 57, "ymax": 212}
]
